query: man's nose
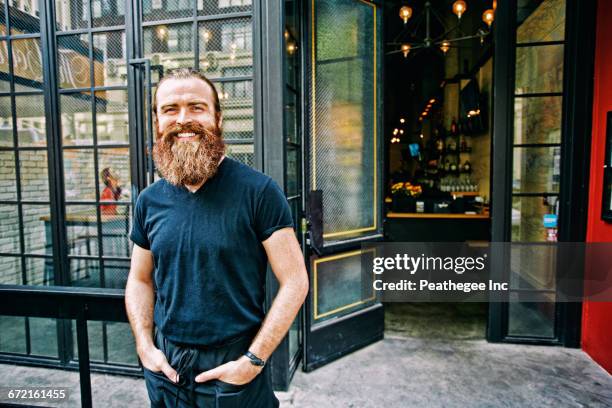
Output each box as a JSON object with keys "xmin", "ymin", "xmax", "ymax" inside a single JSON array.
[{"xmin": 176, "ymin": 108, "xmax": 193, "ymax": 126}]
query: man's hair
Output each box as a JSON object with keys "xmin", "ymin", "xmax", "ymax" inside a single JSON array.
[{"xmin": 153, "ymin": 68, "xmax": 221, "ymax": 117}]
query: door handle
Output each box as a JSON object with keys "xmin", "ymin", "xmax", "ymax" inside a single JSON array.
[{"xmin": 307, "ymin": 190, "xmax": 324, "ymax": 255}]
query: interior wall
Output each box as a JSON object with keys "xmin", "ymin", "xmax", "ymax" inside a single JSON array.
[{"xmin": 581, "ymin": 0, "xmax": 612, "ymax": 375}]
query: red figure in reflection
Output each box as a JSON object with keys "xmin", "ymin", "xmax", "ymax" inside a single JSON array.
[{"xmin": 100, "ymin": 167, "xmax": 122, "ymax": 215}]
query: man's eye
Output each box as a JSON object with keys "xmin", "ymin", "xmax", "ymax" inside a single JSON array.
[
  {"xmin": 163, "ymin": 108, "xmax": 176, "ymax": 113},
  {"xmin": 192, "ymin": 106, "xmax": 205, "ymax": 111}
]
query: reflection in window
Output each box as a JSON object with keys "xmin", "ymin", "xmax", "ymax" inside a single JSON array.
[
  {"xmin": 221, "ymin": 21, "xmax": 251, "ymax": 52},
  {"xmin": 167, "ymin": 0, "xmax": 191, "ymax": 12},
  {"xmin": 168, "ymin": 25, "xmax": 192, "ymax": 53},
  {"xmin": 219, "ymin": 0, "xmax": 251, "ymax": 7}
]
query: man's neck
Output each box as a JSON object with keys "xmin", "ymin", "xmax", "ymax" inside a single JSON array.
[{"xmin": 184, "ymin": 155, "xmax": 225, "ymax": 193}]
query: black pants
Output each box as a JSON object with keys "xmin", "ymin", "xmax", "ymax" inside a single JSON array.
[{"xmin": 143, "ymin": 329, "xmax": 279, "ymax": 408}]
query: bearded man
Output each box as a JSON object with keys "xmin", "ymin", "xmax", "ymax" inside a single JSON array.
[{"xmin": 125, "ymin": 68, "xmax": 309, "ymax": 408}]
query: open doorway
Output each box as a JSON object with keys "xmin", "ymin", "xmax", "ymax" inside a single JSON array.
[{"xmin": 382, "ymin": 0, "xmax": 495, "ymax": 340}]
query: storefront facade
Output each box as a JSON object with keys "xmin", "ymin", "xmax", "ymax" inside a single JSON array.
[{"xmin": 0, "ymin": 0, "xmax": 610, "ymax": 393}]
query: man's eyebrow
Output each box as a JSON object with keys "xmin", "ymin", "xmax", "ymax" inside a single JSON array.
[{"xmin": 188, "ymin": 100, "xmax": 209, "ymax": 107}]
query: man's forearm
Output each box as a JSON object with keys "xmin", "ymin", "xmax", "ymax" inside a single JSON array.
[
  {"xmin": 248, "ymin": 280, "xmax": 308, "ymax": 361},
  {"xmin": 125, "ymin": 277, "xmax": 156, "ymax": 353}
]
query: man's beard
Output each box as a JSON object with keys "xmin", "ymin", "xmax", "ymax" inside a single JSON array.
[{"xmin": 152, "ymin": 122, "xmax": 225, "ymax": 187}]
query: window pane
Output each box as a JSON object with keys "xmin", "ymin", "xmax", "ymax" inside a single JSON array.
[
  {"xmin": 0, "ymin": 205, "xmax": 20, "ymax": 253},
  {"xmin": 26, "ymin": 256, "xmax": 54, "ymax": 286},
  {"xmin": 29, "ymin": 318, "xmax": 58, "ymax": 357},
  {"xmin": 508, "ymin": 292, "xmax": 555, "ymax": 338},
  {"xmin": 313, "ymin": 249, "xmax": 375, "ymax": 323},
  {"xmin": 103, "ymin": 258, "xmax": 130, "ymax": 288},
  {"xmin": 509, "ymin": 244, "xmax": 556, "ymax": 290},
  {"xmin": 98, "ymin": 147, "xmax": 130, "ymax": 202},
  {"xmin": 515, "ymin": 45, "xmax": 564, "ymax": 95},
  {"xmin": 516, "ymin": 0, "xmax": 565, "ymax": 43},
  {"xmin": 0, "ymin": 256, "xmax": 22, "ymax": 285},
  {"xmin": 70, "ymin": 257, "xmax": 100, "ymax": 287},
  {"xmin": 57, "ymin": 34, "xmax": 91, "ymax": 89},
  {"xmin": 511, "ymin": 196, "xmax": 559, "ymax": 242},
  {"xmin": 143, "ymin": 0, "xmax": 193, "ymax": 22},
  {"xmin": 513, "ymin": 96, "xmax": 562, "ymax": 144},
  {"xmin": 93, "ymin": 32, "xmax": 127, "ymax": 87},
  {"xmin": 284, "ymin": 87, "xmax": 298, "ymax": 144},
  {"xmin": 0, "ymin": 41, "xmax": 10, "ymax": 93},
  {"xmin": 95, "ymin": 90, "xmax": 129, "ymax": 144},
  {"xmin": 513, "ymin": 146, "xmax": 561, "ymax": 194},
  {"xmin": 73, "ymin": 320, "xmax": 104, "ymax": 361},
  {"xmin": 15, "ymin": 94, "xmax": 46, "ymax": 147},
  {"xmin": 65, "ymin": 205, "xmax": 98, "ymax": 257},
  {"xmin": 0, "ymin": 97, "xmax": 13, "ymax": 147},
  {"xmin": 312, "ymin": 0, "xmax": 378, "ymax": 240},
  {"xmin": 0, "ymin": 151, "xmax": 17, "ymax": 200},
  {"xmin": 0, "ymin": 316, "xmax": 26, "ymax": 353},
  {"xmin": 63, "ymin": 149, "xmax": 96, "ymax": 201},
  {"xmin": 106, "ymin": 322, "xmax": 138, "ymax": 364},
  {"xmin": 198, "ymin": 0, "xmax": 251, "ymax": 16},
  {"xmin": 199, "ymin": 19, "xmax": 252, "ymax": 79},
  {"xmin": 225, "ymin": 143, "xmax": 253, "ymax": 167},
  {"xmin": 61, "ymin": 93, "xmax": 94, "ymax": 145},
  {"xmin": 286, "ymin": 146, "xmax": 298, "ymax": 196},
  {"xmin": 217, "ymin": 81, "xmax": 253, "ymax": 140},
  {"xmin": 22, "ymin": 204, "xmax": 52, "ymax": 255},
  {"xmin": 144, "ymin": 24, "xmax": 194, "ymax": 72},
  {"xmin": 10, "ymin": 2, "xmax": 41, "ymax": 34},
  {"xmin": 12, "ymin": 39, "xmax": 44, "ymax": 92},
  {"xmin": 92, "ymin": 0, "xmax": 126, "ymax": 27},
  {"xmin": 19, "ymin": 150, "xmax": 50, "ymax": 201},
  {"xmin": 55, "ymin": 0, "xmax": 88, "ymax": 31}
]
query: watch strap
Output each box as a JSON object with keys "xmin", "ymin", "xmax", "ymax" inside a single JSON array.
[{"xmin": 244, "ymin": 351, "xmax": 266, "ymax": 367}]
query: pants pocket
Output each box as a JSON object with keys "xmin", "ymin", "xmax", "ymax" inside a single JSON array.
[{"xmin": 215, "ymin": 388, "xmax": 245, "ymax": 408}]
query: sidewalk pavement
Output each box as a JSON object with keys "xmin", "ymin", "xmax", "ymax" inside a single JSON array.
[{"xmin": 1, "ymin": 335, "xmax": 611, "ymax": 407}]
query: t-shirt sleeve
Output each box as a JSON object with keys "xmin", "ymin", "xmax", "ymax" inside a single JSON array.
[
  {"xmin": 130, "ymin": 194, "xmax": 150, "ymax": 250},
  {"xmin": 254, "ymin": 179, "xmax": 294, "ymax": 241}
]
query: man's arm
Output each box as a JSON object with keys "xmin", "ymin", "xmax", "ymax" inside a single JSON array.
[
  {"xmin": 125, "ymin": 244, "xmax": 178, "ymax": 382},
  {"xmin": 195, "ymin": 227, "xmax": 309, "ymax": 384}
]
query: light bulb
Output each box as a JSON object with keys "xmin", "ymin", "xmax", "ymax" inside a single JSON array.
[
  {"xmin": 401, "ymin": 43, "xmax": 411, "ymax": 58},
  {"xmin": 452, "ymin": 1, "xmax": 467, "ymax": 19},
  {"xmin": 440, "ymin": 40, "xmax": 450, "ymax": 54},
  {"xmin": 399, "ymin": 6, "xmax": 412, "ymax": 24},
  {"xmin": 482, "ymin": 9, "xmax": 494, "ymax": 27}
]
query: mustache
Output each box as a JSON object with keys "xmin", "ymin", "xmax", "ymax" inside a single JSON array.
[{"xmin": 160, "ymin": 122, "xmax": 217, "ymax": 142}]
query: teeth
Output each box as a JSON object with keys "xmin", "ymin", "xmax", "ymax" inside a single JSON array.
[{"xmin": 177, "ymin": 132, "xmax": 196, "ymax": 138}]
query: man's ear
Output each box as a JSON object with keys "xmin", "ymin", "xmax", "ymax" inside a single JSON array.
[{"xmin": 216, "ymin": 112, "xmax": 223, "ymax": 130}]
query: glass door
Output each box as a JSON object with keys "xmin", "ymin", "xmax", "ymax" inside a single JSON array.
[
  {"xmin": 488, "ymin": 0, "xmax": 590, "ymax": 345},
  {"xmin": 303, "ymin": 0, "xmax": 383, "ymax": 371}
]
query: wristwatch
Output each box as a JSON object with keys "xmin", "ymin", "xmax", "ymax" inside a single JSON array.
[{"xmin": 244, "ymin": 351, "xmax": 266, "ymax": 367}]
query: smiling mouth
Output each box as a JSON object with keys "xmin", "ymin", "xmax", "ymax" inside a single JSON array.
[{"xmin": 175, "ymin": 132, "xmax": 198, "ymax": 141}]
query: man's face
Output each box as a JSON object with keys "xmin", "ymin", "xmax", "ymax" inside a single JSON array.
[
  {"xmin": 152, "ymin": 77, "xmax": 225, "ymax": 186},
  {"xmin": 155, "ymin": 77, "xmax": 220, "ymax": 139}
]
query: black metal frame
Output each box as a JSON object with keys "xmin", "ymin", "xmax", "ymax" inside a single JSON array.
[
  {"xmin": 0, "ymin": 285, "xmax": 129, "ymax": 408},
  {"xmin": 487, "ymin": 0, "xmax": 596, "ymax": 346}
]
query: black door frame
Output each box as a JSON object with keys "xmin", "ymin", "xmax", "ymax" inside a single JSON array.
[
  {"xmin": 301, "ymin": 0, "xmax": 385, "ymax": 372},
  {"xmin": 487, "ymin": 0, "xmax": 597, "ymax": 346}
]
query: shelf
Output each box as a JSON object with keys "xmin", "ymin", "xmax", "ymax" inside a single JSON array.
[
  {"xmin": 450, "ymin": 191, "xmax": 480, "ymax": 197},
  {"xmin": 387, "ymin": 212, "xmax": 490, "ymax": 219}
]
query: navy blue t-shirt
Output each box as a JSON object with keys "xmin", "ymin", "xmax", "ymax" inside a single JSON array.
[{"xmin": 130, "ymin": 157, "xmax": 293, "ymax": 346}]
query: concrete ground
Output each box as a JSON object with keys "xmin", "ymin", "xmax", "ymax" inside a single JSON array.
[{"xmin": 1, "ymin": 335, "xmax": 611, "ymax": 407}]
